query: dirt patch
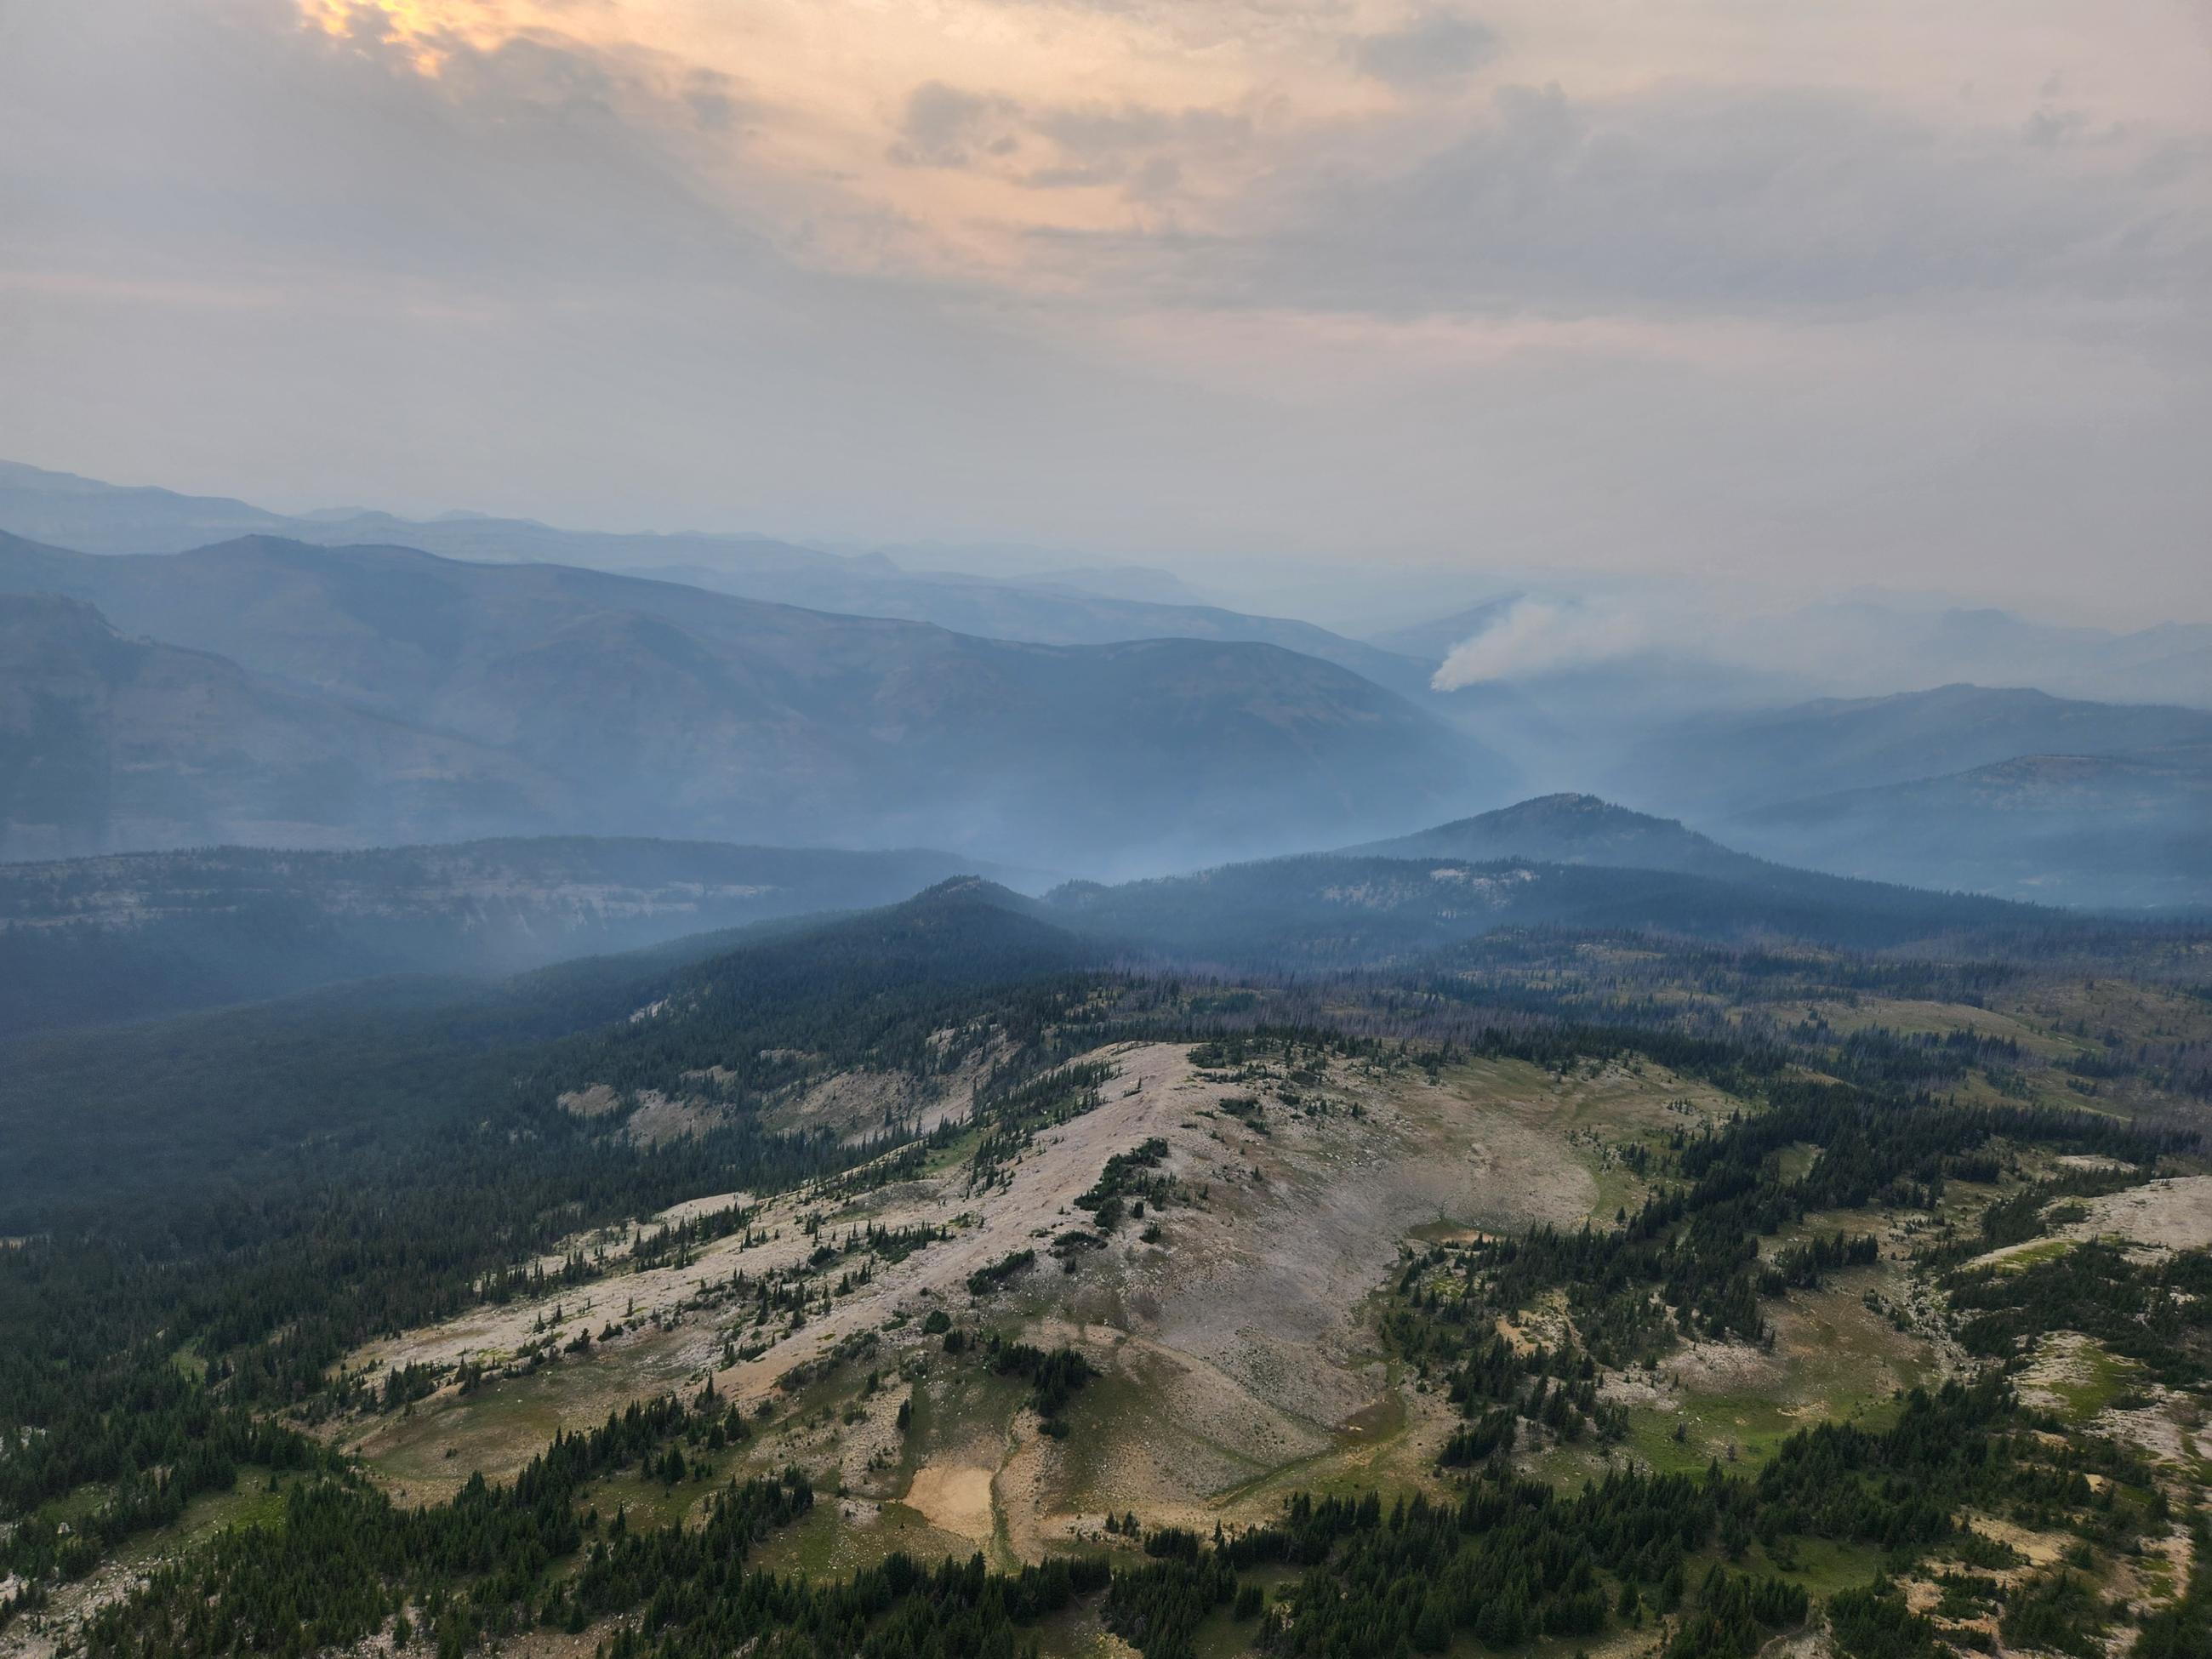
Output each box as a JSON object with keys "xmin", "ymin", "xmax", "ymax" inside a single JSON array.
[
  {"xmin": 1964, "ymin": 1514, "xmax": 2069, "ymax": 1570},
  {"xmin": 556, "ymin": 1084, "xmax": 624, "ymax": 1119},
  {"xmin": 624, "ymin": 1090, "xmax": 722, "ymax": 1145},
  {"xmin": 904, "ymin": 1462, "xmax": 995, "ymax": 1542},
  {"xmin": 773, "ymin": 1069, "xmax": 921, "ymax": 1140},
  {"xmin": 1666, "ymin": 1340, "xmax": 1783, "ymax": 1394}
]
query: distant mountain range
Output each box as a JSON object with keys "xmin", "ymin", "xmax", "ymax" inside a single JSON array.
[
  {"xmin": 1609, "ymin": 684, "xmax": 2212, "ymax": 821},
  {"xmin": 1373, "ymin": 778, "xmax": 2212, "ymax": 915},
  {"xmin": 1776, "ymin": 601, "xmax": 2212, "ymax": 711},
  {"xmin": 1730, "ymin": 745, "xmax": 2212, "ymax": 909},
  {"xmin": 1364, "ymin": 594, "xmax": 1524, "ymax": 665},
  {"xmin": 0, "ymin": 459, "xmax": 1447, "ymax": 704},
  {"xmin": 0, "ymin": 532, "xmax": 1508, "ymax": 868},
  {"xmin": 0, "ymin": 838, "xmax": 1009, "ymax": 1034},
  {"xmin": 7, "ymin": 459, "xmax": 2210, "ymax": 910},
  {"xmin": 0, "ymin": 459, "xmax": 299, "ymax": 555},
  {"xmin": 1366, "ymin": 581, "xmax": 2212, "ymax": 715}
]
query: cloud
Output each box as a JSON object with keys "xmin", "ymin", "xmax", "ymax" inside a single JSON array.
[
  {"xmin": 891, "ymin": 81, "xmax": 1023, "ymax": 168},
  {"xmin": 1354, "ymin": 9, "xmax": 1499, "ymax": 88},
  {"xmin": 1432, "ymin": 597, "xmax": 1654, "ymax": 687},
  {"xmin": 3, "ymin": 1, "xmax": 2209, "ymax": 624},
  {"xmin": 887, "ymin": 83, "xmax": 1251, "ymax": 195},
  {"xmin": 1181, "ymin": 80, "xmax": 2212, "ymax": 319}
]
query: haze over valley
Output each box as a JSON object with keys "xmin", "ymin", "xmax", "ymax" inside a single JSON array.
[{"xmin": 4, "ymin": 459, "xmax": 2210, "ymax": 906}]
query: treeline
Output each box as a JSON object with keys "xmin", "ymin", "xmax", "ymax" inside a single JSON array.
[
  {"xmin": 1950, "ymin": 1240, "xmax": 2212, "ymax": 1387},
  {"xmin": 87, "ymin": 1376, "xmax": 2155, "ymax": 1659},
  {"xmin": 1461, "ymin": 1084, "xmax": 2173, "ymax": 1365},
  {"xmin": 517, "ymin": 891, "xmax": 1098, "ymax": 1106},
  {"xmin": 0, "ymin": 906, "xmax": 1121, "ymax": 1584},
  {"xmin": 84, "ymin": 1390, "xmax": 780, "ymax": 1659},
  {"xmin": 0, "ymin": 1376, "xmax": 334, "ymax": 1590}
]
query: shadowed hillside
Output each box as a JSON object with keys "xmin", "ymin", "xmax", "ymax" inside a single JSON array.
[
  {"xmin": 0, "ymin": 532, "xmax": 1510, "ymax": 869},
  {"xmin": 0, "ymin": 838, "xmax": 1024, "ymax": 1034},
  {"xmin": 1346, "ymin": 792, "xmax": 1753, "ymax": 876},
  {"xmin": 1730, "ymin": 744, "xmax": 2212, "ymax": 909}
]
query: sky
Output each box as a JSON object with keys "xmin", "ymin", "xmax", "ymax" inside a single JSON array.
[{"xmin": 1, "ymin": 0, "xmax": 2208, "ymax": 624}]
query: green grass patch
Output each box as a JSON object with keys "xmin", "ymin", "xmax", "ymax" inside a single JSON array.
[
  {"xmin": 2041, "ymin": 1338, "xmax": 2138, "ymax": 1424},
  {"xmin": 1773, "ymin": 1144, "xmax": 1821, "ymax": 1183},
  {"xmin": 1625, "ymin": 1391, "xmax": 1805, "ymax": 1476},
  {"xmin": 921, "ymin": 1124, "xmax": 983, "ymax": 1180},
  {"xmin": 1761, "ymin": 1535, "xmax": 1884, "ymax": 1598},
  {"xmin": 578, "ymin": 1459, "xmax": 728, "ymax": 1532},
  {"xmin": 37, "ymin": 1480, "xmax": 114, "ymax": 1526},
  {"xmin": 907, "ymin": 1363, "xmax": 1029, "ymax": 1464},
  {"xmin": 1993, "ymin": 1236, "xmax": 2079, "ymax": 1273},
  {"xmin": 746, "ymin": 1498, "xmax": 852, "ymax": 1576},
  {"xmin": 119, "ymin": 1468, "xmax": 294, "ymax": 1566}
]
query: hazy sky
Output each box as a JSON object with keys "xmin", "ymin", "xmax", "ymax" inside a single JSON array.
[{"xmin": 3, "ymin": 0, "xmax": 2208, "ymax": 622}]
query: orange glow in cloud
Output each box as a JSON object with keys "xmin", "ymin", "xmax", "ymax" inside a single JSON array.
[
  {"xmin": 301, "ymin": 0, "xmax": 519, "ymax": 75},
  {"xmin": 288, "ymin": 0, "xmax": 2211, "ymax": 316}
]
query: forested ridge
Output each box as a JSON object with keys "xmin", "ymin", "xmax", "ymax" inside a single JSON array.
[
  {"xmin": 3, "ymin": 887, "xmax": 2207, "ymax": 1658},
  {"xmin": 61, "ymin": 1377, "xmax": 2206, "ymax": 1659}
]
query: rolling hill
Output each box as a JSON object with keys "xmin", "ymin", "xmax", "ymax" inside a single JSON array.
[
  {"xmin": 0, "ymin": 875, "xmax": 1096, "ymax": 1227},
  {"xmin": 1046, "ymin": 820, "xmax": 2067, "ymax": 963},
  {"xmin": 1345, "ymin": 792, "xmax": 1755, "ymax": 876}
]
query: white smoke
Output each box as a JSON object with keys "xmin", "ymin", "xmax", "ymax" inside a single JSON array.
[{"xmin": 1431, "ymin": 597, "xmax": 1655, "ymax": 689}]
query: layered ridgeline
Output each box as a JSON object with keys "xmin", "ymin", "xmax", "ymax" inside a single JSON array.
[
  {"xmin": 1578, "ymin": 688, "xmax": 2212, "ymax": 911},
  {"xmin": 0, "ymin": 532, "xmax": 1509, "ymax": 868},
  {"xmin": 1352, "ymin": 787, "xmax": 2212, "ymax": 915},
  {"xmin": 3, "ymin": 868, "xmax": 2206, "ymax": 1659},
  {"xmin": 1730, "ymin": 745, "xmax": 2212, "ymax": 910},
  {"xmin": 13, "ymin": 462, "xmax": 2212, "ymax": 910},
  {"xmin": 0, "ymin": 593, "xmax": 562, "ymax": 858},
  {"xmin": 0, "ymin": 796, "xmax": 2094, "ymax": 1038},
  {"xmin": 1046, "ymin": 795, "xmax": 2076, "ymax": 961},
  {"xmin": 0, "ymin": 460, "xmax": 1445, "ymax": 702},
  {"xmin": 1608, "ymin": 683, "xmax": 2212, "ymax": 821},
  {"xmin": 0, "ymin": 839, "xmax": 1025, "ymax": 1034}
]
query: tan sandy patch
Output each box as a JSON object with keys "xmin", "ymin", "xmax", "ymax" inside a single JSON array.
[{"xmin": 904, "ymin": 1462, "xmax": 995, "ymax": 1542}]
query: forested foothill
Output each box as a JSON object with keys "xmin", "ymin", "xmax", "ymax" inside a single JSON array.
[{"xmin": 3, "ymin": 878, "xmax": 2207, "ymax": 1659}]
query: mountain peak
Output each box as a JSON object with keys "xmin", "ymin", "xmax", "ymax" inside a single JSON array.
[
  {"xmin": 905, "ymin": 875, "xmax": 1040, "ymax": 914},
  {"xmin": 1345, "ymin": 793, "xmax": 1743, "ymax": 875}
]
